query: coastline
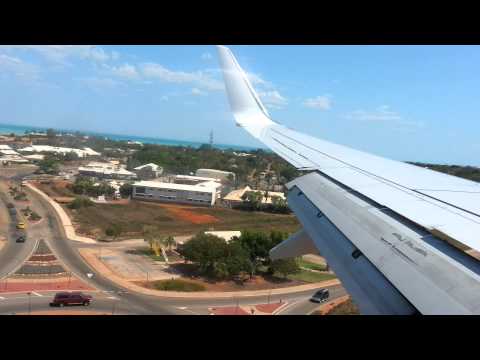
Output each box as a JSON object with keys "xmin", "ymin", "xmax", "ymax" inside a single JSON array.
[{"xmin": 0, "ymin": 122, "xmax": 262, "ymax": 152}]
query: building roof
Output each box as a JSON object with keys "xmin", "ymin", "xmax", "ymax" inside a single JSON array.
[
  {"xmin": 205, "ymin": 231, "xmax": 241, "ymax": 242},
  {"xmin": 175, "ymin": 174, "xmax": 221, "ymax": 183},
  {"xmin": 133, "ymin": 180, "xmax": 220, "ymax": 193},
  {"xmin": 0, "ymin": 145, "xmax": 12, "ymax": 150},
  {"xmin": 196, "ymin": 168, "xmax": 235, "ymax": 176},
  {"xmin": 223, "ymin": 186, "xmax": 285, "ymax": 204},
  {"xmin": 134, "ymin": 163, "xmax": 161, "ymax": 171},
  {"xmin": 23, "ymin": 154, "xmax": 45, "ymax": 160},
  {"xmin": 18, "ymin": 145, "xmax": 100, "ymax": 157},
  {"xmin": 0, "ymin": 149, "xmax": 19, "ymax": 155}
]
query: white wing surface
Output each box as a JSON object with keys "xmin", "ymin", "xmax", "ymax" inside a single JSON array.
[{"xmin": 217, "ymin": 45, "xmax": 480, "ymax": 253}]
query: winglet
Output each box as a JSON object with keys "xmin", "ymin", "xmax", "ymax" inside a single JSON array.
[{"xmin": 217, "ymin": 45, "xmax": 274, "ymax": 139}]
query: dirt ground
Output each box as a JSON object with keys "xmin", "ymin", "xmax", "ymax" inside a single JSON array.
[
  {"xmin": 31, "ymin": 180, "xmax": 75, "ymax": 199},
  {"xmin": 68, "ymin": 200, "xmax": 300, "ymax": 240}
]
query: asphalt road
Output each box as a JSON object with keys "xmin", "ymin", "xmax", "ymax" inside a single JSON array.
[
  {"xmin": 0, "ymin": 182, "xmax": 37, "ymax": 279},
  {"xmin": 0, "ymin": 168, "xmax": 345, "ymax": 315},
  {"xmin": 0, "ymin": 290, "xmax": 136, "ymax": 315}
]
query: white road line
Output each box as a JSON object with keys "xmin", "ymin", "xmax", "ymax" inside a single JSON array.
[
  {"xmin": 0, "ymin": 296, "xmax": 5, "ymax": 300},
  {"xmin": 31, "ymin": 291, "xmax": 43, "ymax": 297},
  {"xmin": 107, "ymin": 296, "xmax": 119, "ymax": 300}
]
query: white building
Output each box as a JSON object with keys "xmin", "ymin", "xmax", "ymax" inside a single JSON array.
[
  {"xmin": 78, "ymin": 162, "xmax": 137, "ymax": 180},
  {"xmin": 175, "ymin": 174, "xmax": 221, "ymax": 185},
  {"xmin": 134, "ymin": 163, "xmax": 164, "ymax": 180},
  {"xmin": 18, "ymin": 145, "xmax": 100, "ymax": 158},
  {"xmin": 195, "ymin": 169, "xmax": 236, "ymax": 182},
  {"xmin": 132, "ymin": 180, "xmax": 222, "ymax": 207},
  {"xmin": 223, "ymin": 186, "xmax": 286, "ymax": 205}
]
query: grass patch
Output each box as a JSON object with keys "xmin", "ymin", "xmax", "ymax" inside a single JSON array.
[
  {"xmin": 297, "ymin": 259, "xmax": 327, "ymax": 272},
  {"xmin": 151, "ymin": 279, "xmax": 205, "ymax": 292},
  {"xmin": 286, "ymin": 270, "xmax": 336, "ymax": 283}
]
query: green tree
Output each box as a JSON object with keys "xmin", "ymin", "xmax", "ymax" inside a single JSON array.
[
  {"xmin": 143, "ymin": 225, "xmax": 157, "ymax": 250},
  {"xmin": 106, "ymin": 223, "xmax": 122, "ymax": 240},
  {"xmin": 119, "ymin": 183, "xmax": 133, "ymax": 198},
  {"xmin": 270, "ymin": 258, "xmax": 300, "ymax": 279},
  {"xmin": 178, "ymin": 233, "xmax": 230, "ymax": 278}
]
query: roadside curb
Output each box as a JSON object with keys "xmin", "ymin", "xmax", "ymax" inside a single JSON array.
[
  {"xmin": 308, "ymin": 295, "xmax": 351, "ymax": 315},
  {"xmin": 79, "ymin": 247, "xmax": 340, "ymax": 299}
]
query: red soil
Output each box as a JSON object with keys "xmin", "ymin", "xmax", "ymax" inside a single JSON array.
[{"xmin": 167, "ymin": 207, "xmax": 219, "ymax": 225}]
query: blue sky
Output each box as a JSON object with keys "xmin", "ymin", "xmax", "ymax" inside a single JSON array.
[{"xmin": 0, "ymin": 45, "xmax": 479, "ymax": 165}]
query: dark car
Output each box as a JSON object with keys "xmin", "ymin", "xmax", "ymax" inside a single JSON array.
[
  {"xmin": 310, "ymin": 289, "xmax": 330, "ymax": 303},
  {"xmin": 50, "ymin": 292, "xmax": 92, "ymax": 307},
  {"xmin": 16, "ymin": 235, "xmax": 26, "ymax": 243}
]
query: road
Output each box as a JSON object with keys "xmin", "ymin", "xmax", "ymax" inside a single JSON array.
[
  {"xmin": 0, "ymin": 181, "xmax": 37, "ymax": 279},
  {"xmin": 0, "ymin": 290, "xmax": 135, "ymax": 315},
  {"xmin": 0, "ymin": 167, "xmax": 345, "ymax": 315}
]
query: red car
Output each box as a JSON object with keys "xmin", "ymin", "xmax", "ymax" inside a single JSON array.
[{"xmin": 50, "ymin": 292, "xmax": 92, "ymax": 307}]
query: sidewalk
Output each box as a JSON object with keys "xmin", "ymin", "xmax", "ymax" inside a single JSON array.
[
  {"xmin": 79, "ymin": 248, "xmax": 341, "ymax": 299},
  {"xmin": 209, "ymin": 301, "xmax": 289, "ymax": 315}
]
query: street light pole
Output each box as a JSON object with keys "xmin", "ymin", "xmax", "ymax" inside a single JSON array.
[{"xmin": 27, "ymin": 292, "xmax": 31, "ymax": 315}]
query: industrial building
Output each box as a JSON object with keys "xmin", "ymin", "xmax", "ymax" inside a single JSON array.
[
  {"xmin": 18, "ymin": 145, "xmax": 100, "ymax": 158},
  {"xmin": 195, "ymin": 169, "xmax": 236, "ymax": 182},
  {"xmin": 133, "ymin": 163, "xmax": 163, "ymax": 180},
  {"xmin": 78, "ymin": 162, "xmax": 137, "ymax": 181},
  {"xmin": 132, "ymin": 180, "xmax": 222, "ymax": 206}
]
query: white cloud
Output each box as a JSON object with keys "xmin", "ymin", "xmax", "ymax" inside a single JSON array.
[
  {"xmin": 345, "ymin": 105, "xmax": 402, "ymax": 122},
  {"xmin": 345, "ymin": 105, "xmax": 425, "ymax": 129},
  {"xmin": 258, "ymin": 90, "xmax": 288, "ymax": 109},
  {"xmin": 201, "ymin": 52, "xmax": 212, "ymax": 60},
  {"xmin": 140, "ymin": 62, "xmax": 224, "ymax": 91},
  {"xmin": 303, "ymin": 95, "xmax": 332, "ymax": 110},
  {"xmin": 109, "ymin": 63, "xmax": 139, "ymax": 80},
  {"xmin": 0, "ymin": 45, "xmax": 114, "ymax": 65},
  {"xmin": 191, "ymin": 88, "xmax": 207, "ymax": 96},
  {"xmin": 0, "ymin": 54, "xmax": 39, "ymax": 80}
]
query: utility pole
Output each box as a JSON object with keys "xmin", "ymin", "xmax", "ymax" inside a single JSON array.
[
  {"xmin": 27, "ymin": 292, "xmax": 31, "ymax": 315},
  {"xmin": 209, "ymin": 130, "xmax": 214, "ymax": 148}
]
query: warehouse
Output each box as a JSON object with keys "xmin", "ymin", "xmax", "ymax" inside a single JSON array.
[{"xmin": 132, "ymin": 180, "xmax": 221, "ymax": 207}]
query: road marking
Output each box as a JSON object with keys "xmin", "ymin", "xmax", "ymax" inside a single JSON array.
[
  {"xmin": 176, "ymin": 307, "xmax": 200, "ymax": 315},
  {"xmin": 31, "ymin": 291, "xmax": 43, "ymax": 297},
  {"xmin": 0, "ymin": 296, "xmax": 5, "ymax": 300},
  {"xmin": 107, "ymin": 296, "xmax": 119, "ymax": 300}
]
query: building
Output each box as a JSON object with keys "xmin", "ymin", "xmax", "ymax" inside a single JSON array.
[
  {"xmin": 175, "ymin": 175, "xmax": 221, "ymax": 185},
  {"xmin": 223, "ymin": 186, "xmax": 286, "ymax": 206},
  {"xmin": 133, "ymin": 163, "xmax": 164, "ymax": 180},
  {"xmin": 132, "ymin": 180, "xmax": 222, "ymax": 207},
  {"xmin": 195, "ymin": 169, "xmax": 236, "ymax": 183},
  {"xmin": 204, "ymin": 231, "xmax": 241, "ymax": 243},
  {"xmin": 78, "ymin": 162, "xmax": 137, "ymax": 181},
  {"xmin": 18, "ymin": 145, "xmax": 100, "ymax": 158}
]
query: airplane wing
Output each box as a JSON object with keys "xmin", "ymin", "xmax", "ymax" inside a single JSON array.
[{"xmin": 217, "ymin": 45, "xmax": 480, "ymax": 315}]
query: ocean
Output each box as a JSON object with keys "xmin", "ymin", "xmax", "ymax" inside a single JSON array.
[{"xmin": 0, "ymin": 123, "xmax": 259, "ymax": 152}]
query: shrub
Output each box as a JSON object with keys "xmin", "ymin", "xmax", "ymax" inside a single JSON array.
[
  {"xmin": 29, "ymin": 211, "xmax": 41, "ymax": 221},
  {"xmin": 68, "ymin": 196, "xmax": 94, "ymax": 209},
  {"xmin": 105, "ymin": 223, "xmax": 122, "ymax": 239},
  {"xmin": 152, "ymin": 279, "xmax": 205, "ymax": 292}
]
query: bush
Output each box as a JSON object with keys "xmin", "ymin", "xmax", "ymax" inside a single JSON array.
[
  {"xmin": 68, "ymin": 196, "xmax": 94, "ymax": 209},
  {"xmin": 152, "ymin": 279, "xmax": 205, "ymax": 292},
  {"xmin": 29, "ymin": 212, "xmax": 41, "ymax": 221},
  {"xmin": 105, "ymin": 223, "xmax": 122, "ymax": 239}
]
